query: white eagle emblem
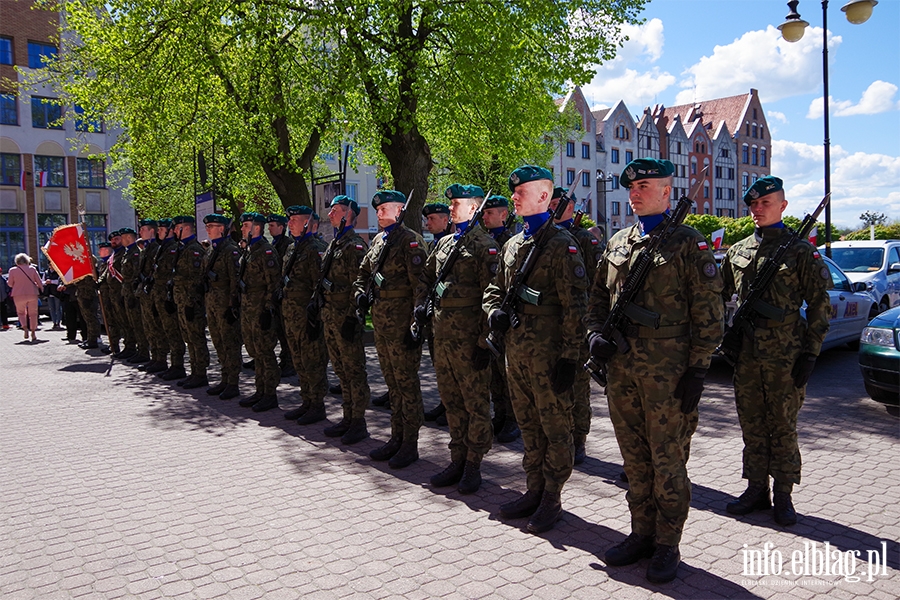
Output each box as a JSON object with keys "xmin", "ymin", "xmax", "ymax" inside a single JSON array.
[{"xmin": 64, "ymin": 242, "xmax": 87, "ymax": 263}]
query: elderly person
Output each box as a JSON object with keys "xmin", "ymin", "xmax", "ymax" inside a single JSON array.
[{"xmin": 7, "ymin": 253, "xmax": 44, "ymax": 341}]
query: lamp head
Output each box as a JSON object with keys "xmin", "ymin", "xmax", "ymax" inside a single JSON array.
[
  {"xmin": 842, "ymin": 0, "xmax": 877, "ymax": 25},
  {"xmin": 778, "ymin": 0, "xmax": 809, "ymax": 43}
]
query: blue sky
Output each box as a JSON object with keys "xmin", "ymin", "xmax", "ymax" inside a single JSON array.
[{"xmin": 581, "ymin": 0, "xmax": 900, "ymax": 229}]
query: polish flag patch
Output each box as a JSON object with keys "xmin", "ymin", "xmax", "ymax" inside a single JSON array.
[
  {"xmin": 409, "ymin": 241, "xmax": 419, "ymax": 248},
  {"xmin": 813, "ymin": 251, "xmax": 821, "ymax": 259},
  {"xmin": 355, "ymin": 244, "xmax": 364, "ymax": 250},
  {"xmin": 568, "ymin": 246, "xmax": 578, "ymax": 254},
  {"xmin": 590, "ymin": 239, "xmax": 599, "ymax": 245},
  {"xmin": 265, "ymin": 249, "xmax": 273, "ymax": 255},
  {"xmin": 488, "ymin": 248, "xmax": 498, "ymax": 255},
  {"xmin": 697, "ymin": 241, "xmax": 709, "ymax": 250}
]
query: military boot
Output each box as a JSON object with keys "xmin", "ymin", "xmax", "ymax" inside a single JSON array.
[
  {"xmin": 370, "ymin": 435, "xmax": 403, "ymax": 461},
  {"xmin": 499, "ymin": 489, "xmax": 543, "ymax": 519},
  {"xmin": 573, "ymin": 434, "xmax": 587, "ymax": 465},
  {"xmin": 144, "ymin": 360, "xmax": 168, "ymax": 374},
  {"xmin": 182, "ymin": 372, "xmax": 209, "ymax": 389},
  {"xmin": 726, "ymin": 482, "xmax": 771, "ymax": 515},
  {"xmin": 341, "ymin": 418, "xmax": 369, "ymax": 445},
  {"xmin": 328, "ymin": 383, "xmax": 342, "ymax": 395},
  {"xmin": 526, "ymin": 491, "xmax": 562, "ymax": 533},
  {"xmin": 284, "ymin": 399, "xmax": 311, "ymax": 420},
  {"xmin": 114, "ymin": 348, "xmax": 136, "ymax": 360},
  {"xmin": 239, "ymin": 391, "xmax": 263, "ymax": 407},
  {"xmin": 646, "ymin": 545, "xmax": 681, "ymax": 583},
  {"xmin": 497, "ymin": 419, "xmax": 521, "ymax": 443},
  {"xmin": 242, "ymin": 359, "xmax": 255, "ymax": 369},
  {"xmin": 371, "ymin": 391, "xmax": 391, "ymax": 407},
  {"xmin": 297, "ymin": 403, "xmax": 326, "ymax": 425},
  {"xmin": 280, "ymin": 362, "xmax": 296, "ymax": 378},
  {"xmin": 324, "ymin": 407, "xmax": 352, "ymax": 437},
  {"xmin": 604, "ymin": 533, "xmax": 655, "ymax": 566},
  {"xmin": 219, "ymin": 384, "xmax": 240, "ymax": 400},
  {"xmin": 206, "ymin": 382, "xmax": 227, "ymax": 396},
  {"xmin": 424, "ymin": 402, "xmax": 446, "ymax": 422},
  {"xmin": 252, "ymin": 393, "xmax": 279, "ymax": 412},
  {"xmin": 158, "ymin": 365, "xmax": 187, "ymax": 381},
  {"xmin": 128, "ymin": 353, "xmax": 150, "ymax": 364},
  {"xmin": 430, "ymin": 460, "xmax": 465, "ymax": 487},
  {"xmin": 435, "ymin": 411, "xmax": 447, "ymax": 426},
  {"xmin": 457, "ymin": 460, "xmax": 482, "ymax": 495},
  {"xmin": 388, "ymin": 440, "xmax": 419, "ymax": 469},
  {"xmin": 773, "ymin": 491, "xmax": 797, "ymax": 526}
]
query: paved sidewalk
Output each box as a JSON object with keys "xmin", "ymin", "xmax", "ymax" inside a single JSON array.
[{"xmin": 1, "ymin": 324, "xmax": 897, "ymax": 599}]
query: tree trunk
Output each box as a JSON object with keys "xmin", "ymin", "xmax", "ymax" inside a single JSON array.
[{"xmin": 381, "ymin": 129, "xmax": 432, "ymax": 233}]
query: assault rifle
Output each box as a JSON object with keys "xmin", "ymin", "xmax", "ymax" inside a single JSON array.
[
  {"xmin": 717, "ymin": 193, "xmax": 831, "ymax": 366},
  {"xmin": 142, "ymin": 239, "xmax": 169, "ymax": 294},
  {"xmin": 308, "ymin": 215, "xmax": 345, "ymax": 316},
  {"xmin": 164, "ymin": 231, "xmax": 184, "ymax": 314},
  {"xmin": 281, "ymin": 217, "xmax": 311, "ymax": 289},
  {"xmin": 410, "ymin": 191, "xmax": 492, "ymax": 344},
  {"xmin": 356, "ymin": 190, "xmax": 414, "ymax": 324}
]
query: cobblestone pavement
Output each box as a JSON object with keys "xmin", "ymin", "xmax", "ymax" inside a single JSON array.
[{"xmin": 1, "ymin": 322, "xmax": 897, "ymax": 600}]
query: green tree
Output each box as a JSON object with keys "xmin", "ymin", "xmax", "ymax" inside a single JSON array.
[
  {"xmin": 782, "ymin": 215, "xmax": 838, "ymax": 244},
  {"xmin": 683, "ymin": 214, "xmax": 723, "ymax": 241},
  {"xmin": 724, "ymin": 216, "xmax": 756, "ymax": 246}
]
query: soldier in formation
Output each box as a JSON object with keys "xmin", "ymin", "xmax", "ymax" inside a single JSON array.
[
  {"xmin": 421, "ymin": 201, "xmax": 451, "ymax": 424},
  {"xmin": 171, "ymin": 216, "xmax": 210, "ymax": 388},
  {"xmin": 151, "ymin": 218, "xmax": 187, "ymax": 381},
  {"xmin": 267, "ymin": 213, "xmax": 295, "ymax": 377}
]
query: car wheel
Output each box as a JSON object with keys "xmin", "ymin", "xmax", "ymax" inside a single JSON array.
[
  {"xmin": 878, "ymin": 297, "xmax": 890, "ymax": 314},
  {"xmin": 864, "ymin": 381, "xmax": 899, "ymax": 405},
  {"xmin": 869, "ymin": 303, "xmax": 881, "ymax": 320}
]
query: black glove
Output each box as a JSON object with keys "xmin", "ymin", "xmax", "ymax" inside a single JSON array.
[
  {"xmin": 259, "ymin": 308, "xmax": 273, "ymax": 331},
  {"xmin": 403, "ymin": 328, "xmax": 423, "ymax": 349},
  {"xmin": 184, "ymin": 305, "xmax": 195, "ymax": 322},
  {"xmin": 791, "ymin": 352, "xmax": 817, "ymax": 388},
  {"xmin": 588, "ymin": 332, "xmax": 617, "ymax": 360},
  {"xmin": 306, "ymin": 318, "xmax": 322, "ymax": 341},
  {"xmin": 164, "ymin": 299, "xmax": 177, "ymax": 314},
  {"xmin": 675, "ymin": 367, "xmax": 707, "ymax": 414},
  {"xmin": 550, "ymin": 358, "xmax": 577, "ymax": 394},
  {"xmin": 224, "ymin": 305, "xmax": 239, "ymax": 324},
  {"xmin": 306, "ymin": 301, "xmax": 320, "ymax": 322},
  {"xmin": 355, "ymin": 293, "xmax": 370, "ymax": 313},
  {"xmin": 413, "ymin": 304, "xmax": 429, "ymax": 324},
  {"xmin": 340, "ymin": 316, "xmax": 358, "ymax": 341},
  {"xmin": 472, "ymin": 346, "xmax": 492, "ymax": 371},
  {"xmin": 488, "ymin": 309, "xmax": 510, "ymax": 333},
  {"xmin": 127, "ymin": 296, "xmax": 137, "ymax": 309}
]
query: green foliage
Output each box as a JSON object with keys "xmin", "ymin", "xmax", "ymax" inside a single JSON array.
[
  {"xmin": 859, "ymin": 211, "xmax": 888, "ymax": 227},
  {"xmin": 843, "ymin": 222, "xmax": 900, "ymax": 240}
]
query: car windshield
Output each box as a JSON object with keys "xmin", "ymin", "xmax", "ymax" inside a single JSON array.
[{"xmin": 830, "ymin": 248, "xmax": 884, "ymax": 273}]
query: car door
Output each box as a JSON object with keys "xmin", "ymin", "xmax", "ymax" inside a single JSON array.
[
  {"xmin": 886, "ymin": 245, "xmax": 900, "ymax": 308},
  {"xmin": 825, "ymin": 259, "xmax": 850, "ymax": 341}
]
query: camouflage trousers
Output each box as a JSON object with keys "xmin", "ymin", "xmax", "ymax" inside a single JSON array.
[
  {"xmin": 606, "ymin": 336, "xmax": 696, "ymax": 546},
  {"xmin": 139, "ymin": 293, "xmax": 166, "ymax": 362},
  {"xmin": 206, "ymin": 290, "xmax": 242, "ymax": 386},
  {"xmin": 97, "ymin": 286, "xmax": 120, "ymax": 349},
  {"xmin": 283, "ymin": 295, "xmax": 328, "ymax": 406},
  {"xmin": 572, "ymin": 344, "xmax": 592, "ymax": 440},
  {"xmin": 76, "ymin": 287, "xmax": 101, "ymax": 343},
  {"xmin": 241, "ymin": 293, "xmax": 278, "ymax": 395},
  {"xmin": 122, "ymin": 290, "xmax": 148, "ymax": 356},
  {"xmin": 373, "ymin": 330, "xmax": 424, "ymax": 442},
  {"xmin": 275, "ymin": 305, "xmax": 292, "ymax": 366},
  {"xmin": 433, "ymin": 333, "xmax": 492, "ymax": 463},
  {"xmin": 322, "ymin": 300, "xmax": 370, "ymax": 419},
  {"xmin": 490, "ymin": 351, "xmax": 512, "ymax": 420},
  {"xmin": 506, "ymin": 331, "xmax": 575, "ymax": 495},
  {"xmin": 175, "ymin": 291, "xmax": 209, "ymax": 373},
  {"xmin": 104, "ymin": 283, "xmax": 128, "ymax": 350},
  {"xmin": 151, "ymin": 291, "xmax": 185, "ymax": 367}
]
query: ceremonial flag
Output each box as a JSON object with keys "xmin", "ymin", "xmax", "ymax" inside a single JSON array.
[
  {"xmin": 808, "ymin": 226, "xmax": 817, "ymax": 246},
  {"xmin": 41, "ymin": 223, "xmax": 95, "ymax": 284},
  {"xmin": 711, "ymin": 227, "xmax": 726, "ymax": 250}
]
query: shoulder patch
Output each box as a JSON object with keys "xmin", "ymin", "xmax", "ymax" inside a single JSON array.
[
  {"xmin": 265, "ymin": 249, "xmax": 273, "ymax": 255},
  {"xmin": 488, "ymin": 247, "xmax": 498, "ymax": 255},
  {"xmin": 812, "ymin": 250, "xmax": 821, "ymax": 259},
  {"xmin": 590, "ymin": 238, "xmax": 599, "ymax": 245},
  {"xmin": 409, "ymin": 241, "xmax": 419, "ymax": 248},
  {"xmin": 568, "ymin": 245, "xmax": 578, "ymax": 254},
  {"xmin": 355, "ymin": 244, "xmax": 364, "ymax": 250},
  {"xmin": 701, "ymin": 261, "xmax": 718, "ymax": 279},
  {"xmin": 232, "ymin": 250, "xmax": 239, "ymax": 255},
  {"xmin": 412, "ymin": 255, "xmax": 423, "ymax": 265},
  {"xmin": 697, "ymin": 241, "xmax": 709, "ymax": 251},
  {"xmin": 170, "ymin": 249, "xmax": 176, "ymax": 254},
  {"xmin": 820, "ymin": 266, "xmax": 830, "ymax": 280},
  {"xmin": 574, "ymin": 264, "xmax": 585, "ymax": 278},
  {"xmin": 318, "ymin": 252, "xmax": 325, "ymax": 258}
]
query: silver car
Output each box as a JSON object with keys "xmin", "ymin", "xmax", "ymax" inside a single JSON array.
[{"xmin": 825, "ymin": 240, "xmax": 900, "ymax": 314}]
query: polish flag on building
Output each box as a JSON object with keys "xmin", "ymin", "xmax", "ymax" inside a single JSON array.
[
  {"xmin": 41, "ymin": 223, "xmax": 95, "ymax": 284},
  {"xmin": 711, "ymin": 227, "xmax": 726, "ymax": 250},
  {"xmin": 20, "ymin": 169, "xmax": 26, "ymax": 190},
  {"xmin": 808, "ymin": 226, "xmax": 818, "ymax": 246},
  {"xmin": 36, "ymin": 171, "xmax": 49, "ymax": 187}
]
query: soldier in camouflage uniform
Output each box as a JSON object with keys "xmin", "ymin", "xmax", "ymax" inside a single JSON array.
[
  {"xmin": 483, "ymin": 166, "xmax": 587, "ymax": 534},
  {"xmin": 267, "ymin": 213, "xmax": 294, "ymax": 378},
  {"xmin": 150, "ymin": 219, "xmax": 187, "ymax": 381},
  {"xmin": 481, "ymin": 194, "xmax": 520, "ymax": 443},
  {"xmin": 551, "ymin": 187, "xmax": 603, "ymax": 465},
  {"xmin": 171, "ymin": 216, "xmax": 210, "ymax": 389},
  {"xmin": 585, "ymin": 158, "xmax": 724, "ymax": 583},
  {"xmin": 74, "ymin": 255, "xmax": 101, "ymax": 349},
  {"xmin": 201, "ymin": 214, "xmax": 242, "ymax": 400},
  {"xmin": 135, "ymin": 219, "xmax": 164, "ymax": 371},
  {"xmin": 421, "ymin": 202, "xmax": 451, "ymax": 423},
  {"xmin": 416, "ymin": 184, "xmax": 499, "ymax": 494},
  {"xmin": 353, "ymin": 190, "xmax": 428, "ymax": 469},
  {"xmin": 721, "ymin": 176, "xmax": 832, "ymax": 527},
  {"xmin": 96, "ymin": 242, "xmax": 120, "ymax": 354},
  {"xmin": 237, "ymin": 213, "xmax": 282, "ymax": 412},
  {"xmin": 106, "ymin": 230, "xmax": 134, "ymax": 359},
  {"xmin": 311, "ymin": 196, "xmax": 371, "ymax": 430},
  {"xmin": 118, "ymin": 228, "xmax": 151, "ymax": 364}
]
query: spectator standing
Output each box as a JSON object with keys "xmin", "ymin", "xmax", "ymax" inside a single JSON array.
[
  {"xmin": 43, "ymin": 271, "xmax": 63, "ymax": 329},
  {"xmin": 7, "ymin": 253, "xmax": 44, "ymax": 341}
]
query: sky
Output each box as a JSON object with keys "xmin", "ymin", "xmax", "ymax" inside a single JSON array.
[{"xmin": 580, "ymin": 0, "xmax": 900, "ymax": 230}]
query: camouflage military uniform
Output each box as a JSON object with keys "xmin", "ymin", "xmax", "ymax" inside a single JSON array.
[
  {"xmin": 173, "ymin": 236, "xmax": 209, "ymax": 376},
  {"xmin": 107, "ymin": 247, "xmax": 132, "ymax": 353},
  {"xmin": 487, "ymin": 226, "xmax": 515, "ymax": 428},
  {"xmin": 74, "ymin": 266, "xmax": 101, "ymax": 344},
  {"xmin": 97, "ymin": 254, "xmax": 122, "ymax": 352},
  {"xmin": 321, "ymin": 230, "xmax": 370, "ymax": 422},
  {"xmin": 240, "ymin": 237, "xmax": 281, "ymax": 397},
  {"xmin": 203, "ymin": 236, "xmax": 243, "ymax": 387},
  {"xmin": 151, "ymin": 238, "xmax": 185, "ymax": 369},
  {"xmin": 282, "ymin": 235, "xmax": 329, "ymax": 410},
  {"xmin": 585, "ymin": 222, "xmax": 724, "ymax": 546},
  {"xmin": 271, "ymin": 234, "xmax": 292, "ymax": 371},
  {"xmin": 353, "ymin": 225, "xmax": 428, "ymax": 444},
  {"xmin": 483, "ymin": 224, "xmax": 588, "ymax": 495},
  {"xmin": 722, "ymin": 227, "xmax": 832, "ymax": 490},
  {"xmin": 120, "ymin": 242, "xmax": 149, "ymax": 359},
  {"xmin": 137, "ymin": 238, "xmax": 164, "ymax": 362},
  {"xmin": 416, "ymin": 225, "xmax": 499, "ymax": 466}
]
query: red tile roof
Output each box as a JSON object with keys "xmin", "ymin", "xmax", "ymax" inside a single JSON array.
[{"xmin": 658, "ymin": 91, "xmax": 753, "ymax": 137}]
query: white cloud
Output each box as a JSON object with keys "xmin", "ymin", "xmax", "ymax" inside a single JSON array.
[
  {"xmin": 807, "ymin": 80, "xmax": 900, "ymax": 119},
  {"xmin": 767, "ymin": 110, "xmax": 788, "ymax": 124},
  {"xmin": 772, "ymin": 139, "xmax": 900, "ymax": 228},
  {"xmin": 675, "ymin": 26, "xmax": 841, "ymax": 105}
]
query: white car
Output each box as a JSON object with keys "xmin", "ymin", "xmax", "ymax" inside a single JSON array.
[{"xmin": 824, "ymin": 240, "xmax": 900, "ymax": 314}]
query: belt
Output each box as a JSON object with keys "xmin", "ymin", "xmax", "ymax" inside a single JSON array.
[
  {"xmin": 624, "ymin": 323, "xmax": 689, "ymax": 339},
  {"xmin": 519, "ymin": 304, "xmax": 562, "ymax": 316},
  {"xmin": 753, "ymin": 310, "xmax": 800, "ymax": 329},
  {"xmin": 438, "ymin": 297, "xmax": 481, "ymax": 309},
  {"xmin": 377, "ymin": 289, "xmax": 412, "ymax": 299}
]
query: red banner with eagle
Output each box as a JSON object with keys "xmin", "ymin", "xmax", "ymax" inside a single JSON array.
[{"xmin": 41, "ymin": 223, "xmax": 96, "ymax": 284}]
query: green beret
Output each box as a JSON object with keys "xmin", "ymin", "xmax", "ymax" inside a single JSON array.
[
  {"xmin": 98, "ymin": 241, "xmax": 112, "ymax": 249},
  {"xmin": 138, "ymin": 218, "xmax": 158, "ymax": 228},
  {"xmin": 372, "ymin": 190, "xmax": 406, "ymax": 208},
  {"xmin": 422, "ymin": 203, "xmax": 450, "ymax": 217},
  {"xmin": 202, "ymin": 214, "xmax": 230, "ymax": 225},
  {"xmin": 267, "ymin": 213, "xmax": 288, "ymax": 224},
  {"xmin": 620, "ymin": 158, "xmax": 675, "ymax": 189},
  {"xmin": 157, "ymin": 218, "xmax": 173, "ymax": 228},
  {"xmin": 444, "ymin": 184, "xmax": 485, "ymax": 200},
  {"xmin": 108, "ymin": 230, "xmax": 121, "ymax": 240},
  {"xmin": 743, "ymin": 176, "xmax": 784, "ymax": 205},
  {"xmin": 508, "ymin": 165, "xmax": 553, "ymax": 191},
  {"xmin": 119, "ymin": 227, "xmax": 136, "ymax": 236},
  {"xmin": 484, "ymin": 195, "xmax": 509, "ymax": 210},
  {"xmin": 172, "ymin": 215, "xmax": 195, "ymax": 225},
  {"xmin": 286, "ymin": 205, "xmax": 313, "ymax": 217},
  {"xmin": 240, "ymin": 212, "xmax": 267, "ymax": 224},
  {"xmin": 552, "ymin": 187, "xmax": 576, "ymax": 202},
  {"xmin": 330, "ymin": 195, "xmax": 360, "ymax": 216}
]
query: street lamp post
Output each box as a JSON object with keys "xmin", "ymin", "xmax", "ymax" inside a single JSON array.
[{"xmin": 777, "ymin": 0, "xmax": 878, "ymax": 258}]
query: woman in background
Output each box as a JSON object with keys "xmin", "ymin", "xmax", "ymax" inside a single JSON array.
[{"xmin": 7, "ymin": 253, "xmax": 44, "ymax": 342}]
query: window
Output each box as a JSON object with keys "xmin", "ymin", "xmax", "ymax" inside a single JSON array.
[
  {"xmin": 728, "ymin": 167, "xmax": 735, "ymax": 179},
  {"xmin": 703, "ymin": 183, "xmax": 710, "ymax": 199},
  {"xmin": 715, "ymin": 166, "xmax": 723, "ymax": 179},
  {"xmin": 37, "ymin": 213, "xmax": 68, "ymax": 271},
  {"xmin": 31, "ymin": 97, "xmax": 62, "ymax": 129},
  {"xmin": 83, "ymin": 214, "xmax": 108, "ymax": 256},
  {"xmin": 752, "ymin": 173, "xmax": 759, "ymax": 183},
  {"xmin": 73, "ymin": 105, "xmax": 103, "ymax": 133},
  {"xmin": 691, "ymin": 159, "xmax": 697, "ymax": 175},
  {"xmin": 759, "ymin": 127, "xmax": 764, "ymax": 140},
  {"xmin": 715, "ymin": 187, "xmax": 723, "ymax": 200},
  {"xmin": 611, "ymin": 175, "xmax": 620, "ymax": 190},
  {"xmin": 34, "ymin": 155, "xmax": 65, "ymax": 187},
  {"xmin": 0, "ymin": 94, "xmax": 17, "ymax": 126},
  {"xmin": 675, "ymin": 141, "xmax": 682, "ymax": 155},
  {"xmin": 581, "ymin": 143, "xmax": 590, "ymax": 159},
  {"xmin": 615, "ymin": 125, "xmax": 630, "ymax": 140},
  {"xmin": 0, "ymin": 213, "xmax": 26, "ymax": 271},
  {"xmin": 753, "ymin": 108, "xmax": 757, "ymax": 120},
  {"xmin": 680, "ymin": 165, "xmax": 687, "ymax": 178},
  {"xmin": 745, "ymin": 123, "xmax": 750, "ymax": 136},
  {"xmin": 716, "ymin": 208, "xmax": 724, "ymax": 217},
  {"xmin": 625, "ymin": 150, "xmax": 633, "ymax": 164},
  {"xmin": 611, "ymin": 201, "xmax": 620, "ymax": 216},
  {"xmin": 721, "ymin": 148, "xmax": 730, "ymax": 158},
  {"xmin": 27, "ymin": 41, "xmax": 57, "ymax": 69},
  {"xmin": 742, "ymin": 144, "xmax": 749, "ymax": 164},
  {"xmin": 646, "ymin": 136, "xmax": 652, "ymax": 150},
  {"xmin": 566, "ymin": 169, "xmax": 575, "ymax": 185},
  {"xmin": 610, "ymin": 148, "xmax": 619, "ymax": 163},
  {"xmin": 728, "ymin": 188, "xmax": 735, "ymax": 200},
  {"xmin": 565, "ymin": 141, "xmax": 575, "ymax": 157},
  {"xmin": 760, "ymin": 148, "xmax": 767, "ymax": 167},
  {"xmin": 752, "ymin": 124, "xmax": 758, "ymax": 138},
  {"xmin": 346, "ymin": 182, "xmax": 358, "ymax": 200},
  {"xmin": 77, "ymin": 157, "xmax": 105, "ymax": 188},
  {"xmin": 0, "ymin": 37, "xmax": 12, "ymax": 65},
  {"xmin": 751, "ymin": 146, "xmax": 758, "ymax": 166},
  {"xmin": 742, "ymin": 173, "xmax": 749, "ymax": 190},
  {"xmin": 625, "ymin": 203, "xmax": 633, "ymax": 216},
  {"xmin": 581, "ymin": 171, "xmax": 590, "ymax": 187},
  {"xmin": 1, "ymin": 153, "xmax": 21, "ymax": 186}
]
